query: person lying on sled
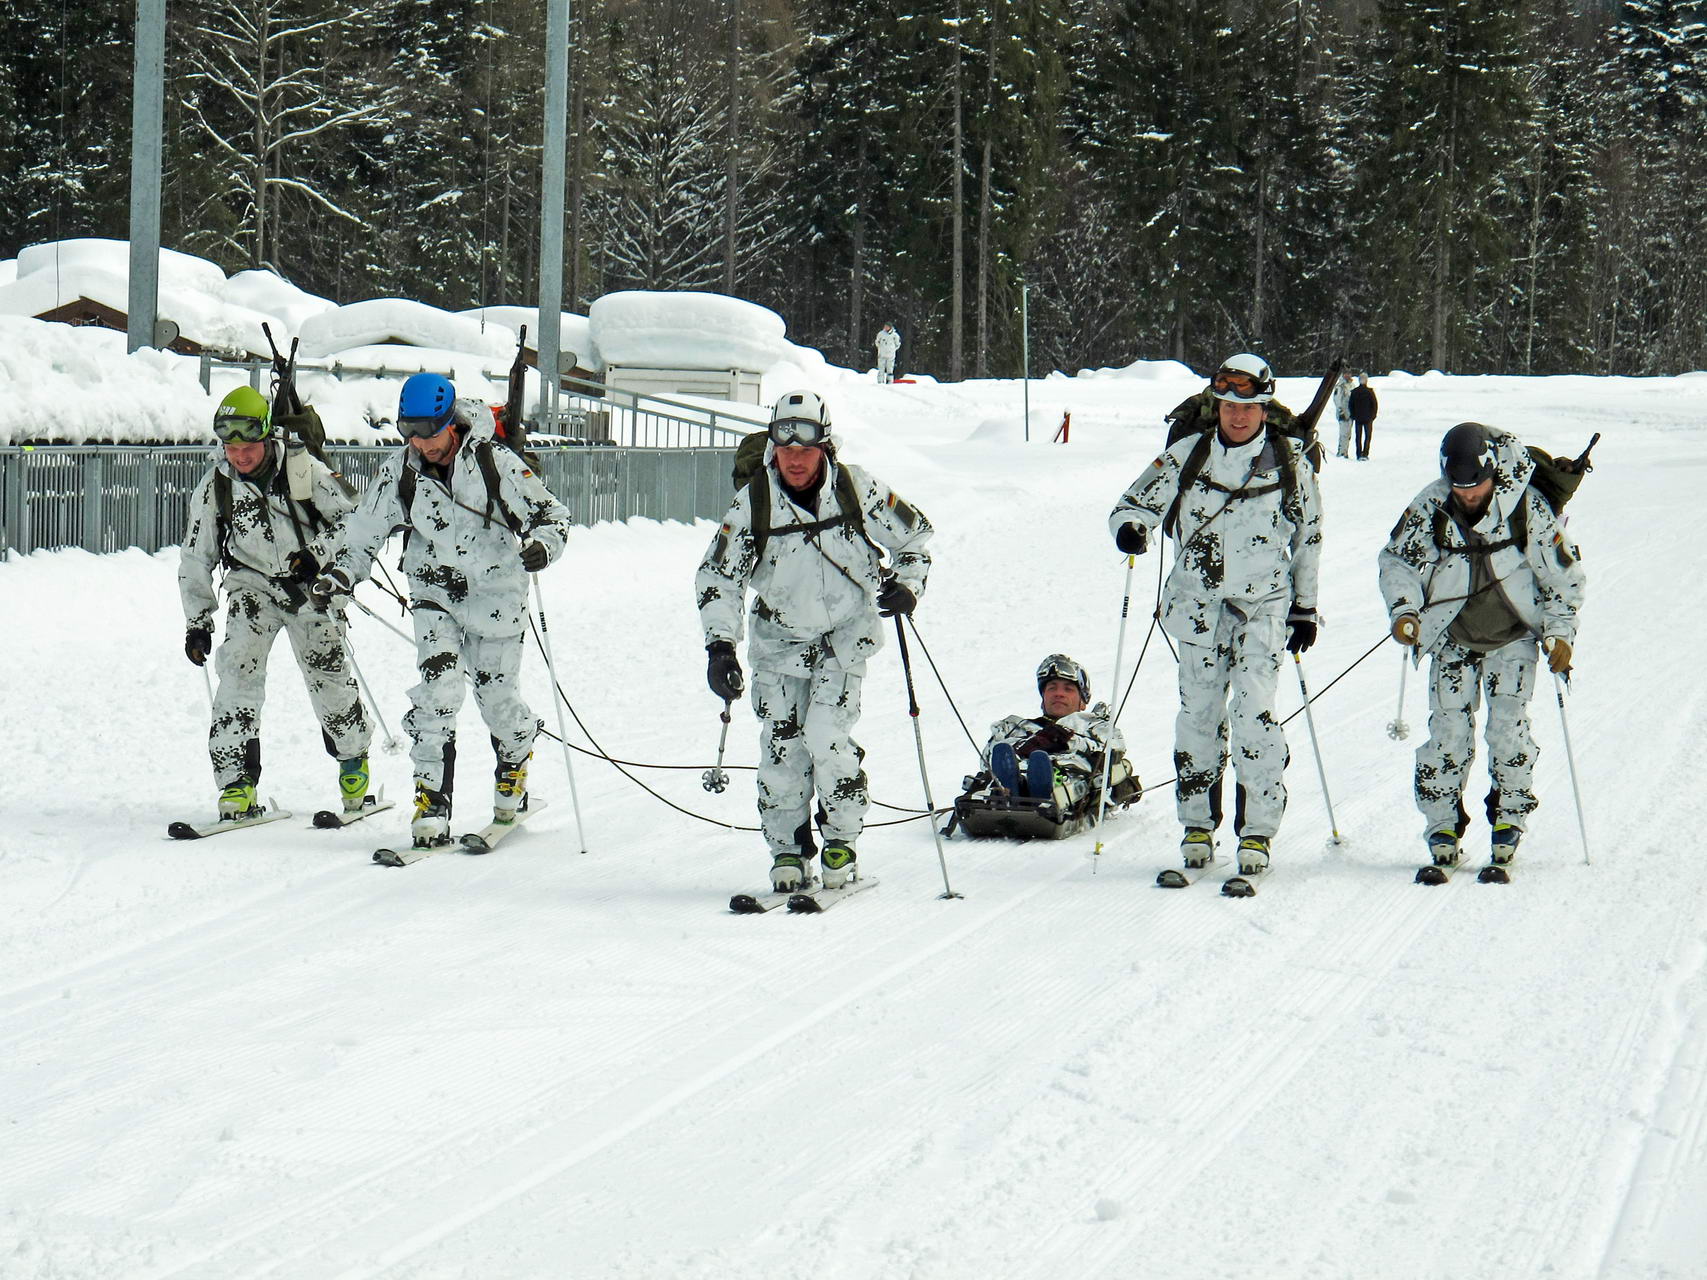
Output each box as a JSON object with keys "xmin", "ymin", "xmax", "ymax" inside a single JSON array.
[{"xmin": 979, "ymin": 653, "xmax": 1136, "ymax": 811}]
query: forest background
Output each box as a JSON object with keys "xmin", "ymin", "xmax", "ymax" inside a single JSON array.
[{"xmin": 2, "ymin": 0, "xmax": 1702, "ymax": 379}]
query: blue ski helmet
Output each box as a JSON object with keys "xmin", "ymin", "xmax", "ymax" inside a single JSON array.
[{"xmin": 398, "ymin": 373, "xmax": 457, "ymax": 437}]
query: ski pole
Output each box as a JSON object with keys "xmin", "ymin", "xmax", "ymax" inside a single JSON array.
[
  {"xmin": 201, "ymin": 662, "xmax": 215, "ymax": 712},
  {"xmin": 1553, "ymin": 671, "xmax": 1591, "ymax": 866},
  {"xmin": 1387, "ymin": 649, "xmax": 1411, "ymax": 740},
  {"xmin": 702, "ymin": 701, "xmax": 733, "ymax": 793},
  {"xmin": 1293, "ymin": 654, "xmax": 1342, "ymax": 843},
  {"xmin": 531, "ymin": 574, "xmax": 589, "ymax": 854},
  {"xmin": 894, "ymin": 615, "xmax": 962, "ymax": 900},
  {"xmin": 347, "ymin": 642, "xmax": 403, "ymax": 755},
  {"xmin": 1095, "ymin": 554, "xmax": 1137, "ymax": 830}
]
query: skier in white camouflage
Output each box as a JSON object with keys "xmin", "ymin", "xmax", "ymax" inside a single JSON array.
[
  {"xmin": 697, "ymin": 390, "xmax": 933, "ymax": 892},
  {"xmin": 1378, "ymin": 422, "xmax": 1585, "ymax": 870},
  {"xmin": 874, "ymin": 323, "xmax": 901, "ymax": 384},
  {"xmin": 179, "ymin": 386, "xmax": 372, "ymax": 821},
  {"xmin": 1108, "ymin": 353, "xmax": 1323, "ymax": 878},
  {"xmin": 311, "ymin": 373, "xmax": 572, "ymax": 850},
  {"xmin": 972, "ymin": 654, "xmax": 1137, "ymax": 813}
]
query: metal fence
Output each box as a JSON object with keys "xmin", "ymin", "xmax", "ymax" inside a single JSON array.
[{"xmin": 0, "ymin": 443, "xmax": 737, "ymax": 557}]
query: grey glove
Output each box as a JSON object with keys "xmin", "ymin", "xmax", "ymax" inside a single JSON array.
[
  {"xmin": 876, "ymin": 578, "xmax": 917, "ymax": 618},
  {"xmin": 520, "ymin": 539, "xmax": 549, "ymax": 573},
  {"xmin": 309, "ymin": 568, "xmax": 352, "ymax": 607}
]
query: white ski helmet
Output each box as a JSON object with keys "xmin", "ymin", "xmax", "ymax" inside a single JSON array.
[
  {"xmin": 768, "ymin": 390, "xmax": 832, "ymax": 447},
  {"xmin": 1210, "ymin": 352, "xmax": 1276, "ymax": 404},
  {"xmin": 1036, "ymin": 653, "xmax": 1090, "ymax": 702}
]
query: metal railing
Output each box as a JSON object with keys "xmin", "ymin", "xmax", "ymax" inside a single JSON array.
[
  {"xmin": 0, "ymin": 443, "xmax": 737, "ymax": 557},
  {"xmin": 197, "ymin": 356, "xmax": 767, "ymax": 449}
]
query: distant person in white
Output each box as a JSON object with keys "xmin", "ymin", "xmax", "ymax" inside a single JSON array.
[
  {"xmin": 1332, "ymin": 369, "xmax": 1355, "ymax": 459},
  {"xmin": 875, "ymin": 323, "xmax": 901, "ymax": 384}
]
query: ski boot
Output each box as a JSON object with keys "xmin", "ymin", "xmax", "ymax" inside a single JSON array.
[
  {"xmin": 339, "ymin": 756, "xmax": 370, "ymax": 814},
  {"xmin": 1025, "ymin": 750, "xmax": 1056, "ymax": 801},
  {"xmin": 770, "ymin": 852, "xmax": 809, "ymax": 892},
  {"xmin": 1180, "ymin": 828, "xmax": 1214, "ymax": 869},
  {"xmin": 822, "ymin": 844, "xmax": 858, "ymax": 890},
  {"xmin": 1236, "ymin": 835, "xmax": 1271, "ymax": 875},
  {"xmin": 989, "ymin": 742, "xmax": 1021, "ymax": 794},
  {"xmin": 1490, "ymin": 824, "xmax": 1521, "ymax": 865},
  {"xmin": 219, "ymin": 779, "xmax": 260, "ymax": 821},
  {"xmin": 494, "ymin": 754, "xmax": 530, "ymax": 825},
  {"xmin": 1427, "ymin": 829, "xmax": 1461, "ymax": 867},
  {"xmin": 411, "ymin": 784, "xmax": 453, "ymax": 849}
]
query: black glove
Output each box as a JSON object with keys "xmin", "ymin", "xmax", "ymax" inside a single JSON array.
[
  {"xmin": 185, "ymin": 627, "xmax": 212, "ymax": 667},
  {"xmin": 1021, "ymin": 722, "xmax": 1072, "ymax": 755},
  {"xmin": 285, "ymin": 549, "xmax": 319, "ymax": 584},
  {"xmin": 706, "ymin": 640, "xmax": 745, "ymax": 701},
  {"xmin": 1114, "ymin": 522, "xmax": 1148, "ymax": 555},
  {"xmin": 876, "ymin": 578, "xmax": 917, "ymax": 617},
  {"xmin": 1286, "ymin": 605, "xmax": 1318, "ymax": 655},
  {"xmin": 309, "ymin": 568, "xmax": 352, "ymax": 607},
  {"xmin": 520, "ymin": 539, "xmax": 549, "ymax": 572}
]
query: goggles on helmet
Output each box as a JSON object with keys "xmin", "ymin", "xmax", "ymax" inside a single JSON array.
[
  {"xmin": 213, "ymin": 412, "xmax": 271, "ymax": 444},
  {"xmin": 398, "ymin": 410, "xmax": 455, "ymax": 439},
  {"xmin": 1211, "ymin": 369, "xmax": 1268, "ymax": 398},
  {"xmin": 1036, "ymin": 654, "xmax": 1089, "ymax": 697},
  {"xmin": 769, "ymin": 418, "xmax": 828, "ymax": 448}
]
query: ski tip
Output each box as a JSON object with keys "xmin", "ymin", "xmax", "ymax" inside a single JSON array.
[
  {"xmin": 167, "ymin": 821, "xmax": 201, "ymax": 840},
  {"xmin": 1221, "ymin": 877, "xmax": 1256, "ymax": 898},
  {"xmin": 312, "ymin": 810, "xmax": 342, "ymax": 829},
  {"xmin": 1156, "ymin": 869, "xmax": 1190, "ymax": 889},
  {"xmin": 1477, "ymin": 865, "xmax": 1511, "ymax": 884},
  {"xmin": 729, "ymin": 894, "xmax": 766, "ymax": 914},
  {"xmin": 373, "ymin": 849, "xmax": 404, "ymax": 866},
  {"xmin": 787, "ymin": 893, "xmax": 825, "ymax": 913},
  {"xmin": 461, "ymin": 836, "xmax": 492, "ymax": 854},
  {"xmin": 1415, "ymin": 866, "xmax": 1449, "ymax": 885}
]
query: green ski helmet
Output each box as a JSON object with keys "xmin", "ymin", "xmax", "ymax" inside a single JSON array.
[{"xmin": 213, "ymin": 385, "xmax": 273, "ymax": 443}]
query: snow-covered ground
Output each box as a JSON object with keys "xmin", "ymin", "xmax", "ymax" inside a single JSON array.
[{"xmin": 3, "ymin": 368, "xmax": 1705, "ymax": 1280}]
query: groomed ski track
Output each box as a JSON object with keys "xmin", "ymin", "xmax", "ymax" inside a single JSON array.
[{"xmin": 2, "ymin": 371, "xmax": 1705, "ymax": 1279}]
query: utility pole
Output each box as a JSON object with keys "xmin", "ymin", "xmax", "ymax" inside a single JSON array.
[
  {"xmin": 1021, "ymin": 278, "xmax": 1030, "ymax": 442},
  {"xmin": 127, "ymin": 0, "xmax": 166, "ymax": 353},
  {"xmin": 537, "ymin": 0, "xmax": 572, "ymax": 427}
]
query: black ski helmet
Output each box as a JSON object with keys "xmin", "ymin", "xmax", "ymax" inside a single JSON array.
[
  {"xmin": 1036, "ymin": 653, "xmax": 1090, "ymax": 701},
  {"xmin": 1441, "ymin": 422, "xmax": 1495, "ymax": 488}
]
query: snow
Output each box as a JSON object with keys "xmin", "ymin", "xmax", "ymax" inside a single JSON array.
[
  {"xmin": 459, "ymin": 306, "xmax": 594, "ymax": 370},
  {"xmin": 3, "ymin": 364, "xmax": 1706, "ymax": 1277},
  {"xmin": 296, "ymin": 298, "xmax": 519, "ymax": 361},
  {"xmin": 590, "ymin": 289, "xmax": 791, "ymax": 371}
]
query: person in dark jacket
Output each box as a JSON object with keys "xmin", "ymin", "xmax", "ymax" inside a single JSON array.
[{"xmin": 1349, "ymin": 374, "xmax": 1379, "ymax": 460}]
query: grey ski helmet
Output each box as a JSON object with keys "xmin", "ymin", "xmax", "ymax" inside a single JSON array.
[
  {"xmin": 1441, "ymin": 422, "xmax": 1495, "ymax": 488},
  {"xmin": 1037, "ymin": 653, "xmax": 1090, "ymax": 701}
]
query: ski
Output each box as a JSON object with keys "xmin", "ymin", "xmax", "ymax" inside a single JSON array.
[
  {"xmin": 729, "ymin": 887, "xmax": 807, "ymax": 914},
  {"xmin": 1415, "ymin": 854, "xmax": 1468, "ymax": 885},
  {"xmin": 167, "ymin": 802, "xmax": 292, "ymax": 840},
  {"xmin": 1477, "ymin": 863, "xmax": 1512, "ymax": 884},
  {"xmin": 373, "ymin": 840, "xmax": 449, "ymax": 867},
  {"xmin": 1221, "ymin": 867, "xmax": 1268, "ymax": 898},
  {"xmin": 787, "ymin": 876, "xmax": 880, "ymax": 914},
  {"xmin": 460, "ymin": 798, "xmax": 547, "ymax": 854},
  {"xmin": 1157, "ymin": 859, "xmax": 1217, "ymax": 889},
  {"xmin": 311, "ymin": 794, "xmax": 395, "ymax": 829}
]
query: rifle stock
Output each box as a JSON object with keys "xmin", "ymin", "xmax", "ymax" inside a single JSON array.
[
  {"xmin": 504, "ymin": 324, "xmax": 530, "ymax": 450},
  {"xmin": 1293, "ymin": 357, "xmax": 1344, "ymax": 437}
]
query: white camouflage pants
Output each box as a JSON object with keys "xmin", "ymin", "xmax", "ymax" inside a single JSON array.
[
  {"xmin": 210, "ymin": 586, "xmax": 369, "ymax": 786},
  {"xmin": 405, "ymin": 609, "xmax": 537, "ymax": 794},
  {"xmin": 1415, "ymin": 636, "xmax": 1540, "ymax": 836},
  {"xmin": 1173, "ymin": 605, "xmax": 1288, "ymax": 838},
  {"xmin": 1336, "ymin": 414, "xmax": 1354, "ymax": 457},
  {"xmin": 751, "ymin": 665, "xmax": 869, "ymax": 856},
  {"xmin": 877, "ymin": 355, "xmax": 895, "ymax": 384}
]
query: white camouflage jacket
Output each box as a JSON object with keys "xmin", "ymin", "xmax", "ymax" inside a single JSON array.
[
  {"xmin": 696, "ymin": 445, "xmax": 932, "ymax": 677},
  {"xmin": 875, "ymin": 328, "xmax": 901, "ymax": 358},
  {"xmin": 983, "ymin": 703, "xmax": 1125, "ymax": 778},
  {"xmin": 1377, "ymin": 429, "xmax": 1585, "ymax": 658},
  {"xmin": 327, "ymin": 401, "xmax": 572, "ymax": 637},
  {"xmin": 179, "ymin": 443, "xmax": 355, "ymax": 630},
  {"xmin": 1109, "ymin": 428, "xmax": 1323, "ymax": 644}
]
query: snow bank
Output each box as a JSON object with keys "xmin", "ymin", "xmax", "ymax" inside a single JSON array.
[
  {"xmin": 1072, "ymin": 357, "xmax": 1198, "ymax": 381},
  {"xmin": 298, "ymin": 299, "xmax": 518, "ymax": 361},
  {"xmin": 590, "ymin": 290, "xmax": 789, "ymax": 371},
  {"xmin": 459, "ymin": 306, "xmax": 593, "ymax": 369},
  {"xmin": 0, "ymin": 258, "xmax": 16, "ymax": 287},
  {"xmin": 15, "ymin": 237, "xmax": 228, "ymax": 298},
  {"xmin": 0, "ymin": 316, "xmax": 207, "ymax": 445},
  {"xmin": 0, "ymin": 261, "xmax": 279, "ymax": 357},
  {"xmin": 223, "ymin": 269, "xmax": 335, "ymax": 332}
]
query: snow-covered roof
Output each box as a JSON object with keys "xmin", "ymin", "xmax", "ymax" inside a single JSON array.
[
  {"xmin": 297, "ymin": 299, "xmax": 518, "ymax": 361},
  {"xmin": 459, "ymin": 306, "xmax": 594, "ymax": 369},
  {"xmin": 590, "ymin": 290, "xmax": 789, "ymax": 372}
]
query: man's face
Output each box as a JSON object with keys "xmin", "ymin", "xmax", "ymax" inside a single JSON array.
[
  {"xmin": 1449, "ymin": 476, "xmax": 1495, "ymax": 519},
  {"xmin": 409, "ymin": 425, "xmax": 461, "ymax": 465},
  {"xmin": 1217, "ymin": 399, "xmax": 1265, "ymax": 443},
  {"xmin": 1040, "ymin": 678, "xmax": 1086, "ymax": 718},
  {"xmin": 224, "ymin": 441, "xmax": 267, "ymax": 475},
  {"xmin": 775, "ymin": 443, "xmax": 825, "ymax": 490}
]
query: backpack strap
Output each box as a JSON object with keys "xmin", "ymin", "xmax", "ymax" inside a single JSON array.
[
  {"xmin": 213, "ymin": 470, "xmax": 235, "ymax": 570},
  {"xmin": 1431, "ymin": 496, "xmax": 1528, "ymax": 557},
  {"xmin": 475, "ymin": 441, "xmax": 527, "ymax": 537},
  {"xmin": 1162, "ymin": 431, "xmax": 1215, "ymax": 538}
]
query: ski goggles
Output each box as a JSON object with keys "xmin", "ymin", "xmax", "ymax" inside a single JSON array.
[
  {"xmin": 1037, "ymin": 655, "xmax": 1088, "ymax": 692},
  {"xmin": 213, "ymin": 412, "xmax": 272, "ymax": 444},
  {"xmin": 398, "ymin": 409, "xmax": 455, "ymax": 439},
  {"xmin": 768, "ymin": 418, "xmax": 828, "ymax": 448},
  {"xmin": 1210, "ymin": 369, "xmax": 1271, "ymax": 398}
]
